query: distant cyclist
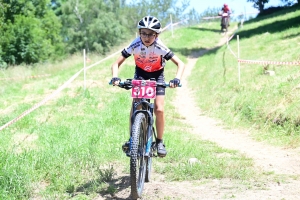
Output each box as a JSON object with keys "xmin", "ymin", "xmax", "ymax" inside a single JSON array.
[
  {"xmin": 220, "ymin": 3, "xmax": 232, "ymax": 26},
  {"xmin": 110, "ymin": 16, "xmax": 185, "ymax": 157}
]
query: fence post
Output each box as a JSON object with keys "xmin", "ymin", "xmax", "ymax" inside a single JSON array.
[
  {"xmin": 83, "ymin": 49, "xmax": 86, "ymax": 90},
  {"xmin": 170, "ymin": 14, "xmax": 173, "ymax": 37},
  {"xmin": 237, "ymin": 35, "xmax": 240, "ymax": 84}
]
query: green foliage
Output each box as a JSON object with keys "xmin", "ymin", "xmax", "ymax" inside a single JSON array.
[
  {"xmin": 247, "ymin": 0, "xmax": 269, "ymax": 12},
  {"xmin": 0, "ymin": 0, "xmax": 194, "ymax": 66},
  {"xmin": 200, "ymin": 6, "xmax": 222, "ymax": 18},
  {"xmin": 281, "ymin": 0, "xmax": 299, "ymax": 6},
  {"xmin": 125, "ymin": 0, "xmax": 190, "ymax": 27},
  {"xmin": 2, "ymin": 16, "xmax": 50, "ymax": 64},
  {"xmin": 0, "ymin": 0, "xmax": 64, "ymax": 66},
  {"xmin": 186, "ymin": 8, "xmax": 202, "ymax": 25},
  {"xmin": 59, "ymin": 0, "xmax": 129, "ymax": 54}
]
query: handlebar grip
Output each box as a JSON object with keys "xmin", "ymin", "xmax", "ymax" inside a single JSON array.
[
  {"xmin": 108, "ymin": 81, "xmax": 125, "ymax": 85},
  {"xmin": 164, "ymin": 83, "xmax": 182, "ymax": 87}
]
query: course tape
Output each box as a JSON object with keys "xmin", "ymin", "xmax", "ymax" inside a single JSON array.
[
  {"xmin": 225, "ymin": 23, "xmax": 243, "ymax": 58},
  {"xmin": 202, "ymin": 12, "xmax": 259, "ymax": 19},
  {"xmin": 0, "ymin": 74, "xmax": 51, "ymax": 81},
  {"xmin": 161, "ymin": 20, "xmax": 185, "ymax": 32},
  {"xmin": 238, "ymin": 59, "xmax": 300, "ymax": 65},
  {"xmin": 224, "ymin": 17, "xmax": 298, "ymax": 66},
  {"xmin": 0, "ymin": 69, "xmax": 83, "ymax": 131}
]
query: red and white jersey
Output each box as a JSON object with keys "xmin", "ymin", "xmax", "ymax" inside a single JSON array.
[
  {"xmin": 222, "ymin": 6, "xmax": 231, "ymax": 14},
  {"xmin": 121, "ymin": 37, "xmax": 174, "ymax": 72}
]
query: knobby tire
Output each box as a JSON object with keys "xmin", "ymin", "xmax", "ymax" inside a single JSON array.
[
  {"xmin": 130, "ymin": 113, "xmax": 147, "ymax": 199},
  {"xmin": 221, "ymin": 17, "xmax": 228, "ymax": 33}
]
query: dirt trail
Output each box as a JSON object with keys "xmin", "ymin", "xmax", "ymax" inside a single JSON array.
[{"xmin": 99, "ymin": 36, "xmax": 300, "ymax": 200}]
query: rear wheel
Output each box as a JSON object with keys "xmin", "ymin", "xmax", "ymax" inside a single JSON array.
[{"xmin": 130, "ymin": 113, "xmax": 147, "ymax": 199}]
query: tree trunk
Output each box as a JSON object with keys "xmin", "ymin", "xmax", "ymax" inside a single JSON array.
[{"xmin": 259, "ymin": 2, "xmax": 264, "ymax": 12}]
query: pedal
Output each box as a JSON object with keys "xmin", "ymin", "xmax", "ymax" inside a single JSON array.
[{"xmin": 122, "ymin": 146, "xmax": 129, "ymax": 153}]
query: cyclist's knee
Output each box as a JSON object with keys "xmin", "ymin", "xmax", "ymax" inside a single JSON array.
[{"xmin": 154, "ymin": 108, "xmax": 164, "ymax": 116}]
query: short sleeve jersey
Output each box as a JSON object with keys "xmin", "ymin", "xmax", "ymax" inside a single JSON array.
[
  {"xmin": 222, "ymin": 7, "xmax": 231, "ymax": 14},
  {"xmin": 121, "ymin": 37, "xmax": 174, "ymax": 72}
]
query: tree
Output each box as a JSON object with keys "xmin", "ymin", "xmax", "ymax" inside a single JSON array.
[
  {"xmin": 0, "ymin": 0, "xmax": 64, "ymax": 66},
  {"xmin": 119, "ymin": 0, "xmax": 190, "ymax": 32},
  {"xmin": 247, "ymin": 0, "xmax": 269, "ymax": 12},
  {"xmin": 280, "ymin": 0, "xmax": 299, "ymax": 6},
  {"xmin": 58, "ymin": 0, "xmax": 129, "ymax": 54}
]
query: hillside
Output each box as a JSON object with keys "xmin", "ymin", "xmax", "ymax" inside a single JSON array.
[
  {"xmin": 0, "ymin": 5, "xmax": 300, "ymax": 200},
  {"xmin": 186, "ymin": 6, "xmax": 300, "ymax": 147}
]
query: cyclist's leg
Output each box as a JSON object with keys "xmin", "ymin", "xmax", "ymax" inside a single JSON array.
[
  {"xmin": 154, "ymin": 70, "xmax": 167, "ymax": 156},
  {"xmin": 154, "ymin": 95, "xmax": 167, "ymax": 156},
  {"xmin": 154, "ymin": 95, "xmax": 165, "ymax": 140},
  {"xmin": 155, "ymin": 70, "xmax": 166, "ymax": 141}
]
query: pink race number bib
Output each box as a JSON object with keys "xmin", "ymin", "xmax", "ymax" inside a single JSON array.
[{"xmin": 131, "ymin": 80, "xmax": 156, "ymax": 99}]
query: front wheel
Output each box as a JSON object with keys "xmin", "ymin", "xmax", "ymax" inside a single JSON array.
[
  {"xmin": 130, "ymin": 113, "xmax": 147, "ymax": 199},
  {"xmin": 221, "ymin": 17, "xmax": 228, "ymax": 33}
]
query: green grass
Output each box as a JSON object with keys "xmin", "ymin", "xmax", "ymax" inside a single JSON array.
[{"xmin": 1, "ymin": 6, "xmax": 299, "ymax": 199}]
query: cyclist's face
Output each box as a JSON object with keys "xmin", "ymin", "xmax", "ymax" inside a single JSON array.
[{"xmin": 139, "ymin": 29, "xmax": 157, "ymax": 46}]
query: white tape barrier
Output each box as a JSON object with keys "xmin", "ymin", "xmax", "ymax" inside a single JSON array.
[
  {"xmin": 0, "ymin": 74, "xmax": 51, "ymax": 81},
  {"xmin": 226, "ymin": 23, "xmax": 243, "ymax": 58},
  {"xmin": 161, "ymin": 20, "xmax": 185, "ymax": 32},
  {"xmin": 238, "ymin": 59, "xmax": 300, "ymax": 66},
  {"xmin": 0, "ymin": 69, "xmax": 83, "ymax": 131},
  {"xmin": 202, "ymin": 12, "xmax": 260, "ymax": 20},
  {"xmin": 225, "ymin": 26, "xmax": 299, "ymax": 66},
  {"xmin": 85, "ymin": 49, "xmax": 122, "ymax": 71}
]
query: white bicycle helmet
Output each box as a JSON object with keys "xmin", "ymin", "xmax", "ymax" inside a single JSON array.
[{"xmin": 137, "ymin": 16, "xmax": 162, "ymax": 33}]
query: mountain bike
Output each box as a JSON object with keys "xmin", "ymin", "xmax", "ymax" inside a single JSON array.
[
  {"xmin": 220, "ymin": 12, "xmax": 229, "ymax": 34},
  {"xmin": 110, "ymin": 78, "xmax": 178, "ymax": 199}
]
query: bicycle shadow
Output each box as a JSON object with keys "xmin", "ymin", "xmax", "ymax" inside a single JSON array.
[
  {"xmin": 99, "ymin": 174, "xmax": 132, "ymax": 200},
  {"xmin": 70, "ymin": 174, "xmax": 132, "ymax": 199}
]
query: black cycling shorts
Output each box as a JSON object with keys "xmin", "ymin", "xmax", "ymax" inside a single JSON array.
[{"xmin": 134, "ymin": 67, "xmax": 165, "ymax": 96}]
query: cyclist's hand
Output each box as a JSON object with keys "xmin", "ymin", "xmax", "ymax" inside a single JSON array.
[
  {"xmin": 111, "ymin": 77, "xmax": 121, "ymax": 86},
  {"xmin": 169, "ymin": 78, "xmax": 180, "ymax": 88}
]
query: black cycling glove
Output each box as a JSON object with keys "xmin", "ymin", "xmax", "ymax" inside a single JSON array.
[
  {"xmin": 111, "ymin": 77, "xmax": 121, "ymax": 85},
  {"xmin": 124, "ymin": 85, "xmax": 132, "ymax": 90},
  {"xmin": 170, "ymin": 78, "xmax": 180, "ymax": 87}
]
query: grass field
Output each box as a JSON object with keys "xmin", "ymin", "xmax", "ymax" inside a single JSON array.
[{"xmin": 0, "ymin": 6, "xmax": 299, "ymax": 199}]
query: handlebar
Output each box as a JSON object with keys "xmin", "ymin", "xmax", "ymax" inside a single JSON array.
[{"xmin": 108, "ymin": 79, "xmax": 182, "ymax": 88}]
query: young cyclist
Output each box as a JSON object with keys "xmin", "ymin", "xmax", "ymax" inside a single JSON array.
[
  {"xmin": 110, "ymin": 16, "xmax": 185, "ymax": 157},
  {"xmin": 220, "ymin": 3, "xmax": 231, "ymax": 26}
]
